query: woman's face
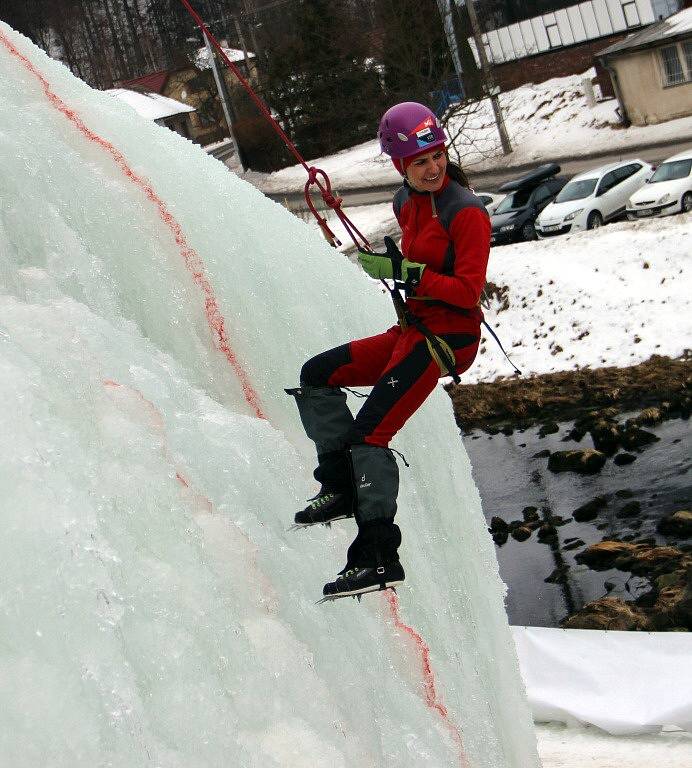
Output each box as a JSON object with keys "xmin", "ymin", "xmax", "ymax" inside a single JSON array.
[{"xmin": 405, "ymin": 147, "xmax": 447, "ymax": 193}]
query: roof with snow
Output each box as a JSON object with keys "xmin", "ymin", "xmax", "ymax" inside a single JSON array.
[
  {"xmin": 600, "ymin": 8, "xmax": 692, "ymax": 57},
  {"xmin": 106, "ymin": 89, "xmax": 196, "ymax": 121},
  {"xmin": 119, "ymin": 70, "xmax": 172, "ymax": 94},
  {"xmin": 195, "ymin": 45, "xmax": 255, "ymax": 71}
]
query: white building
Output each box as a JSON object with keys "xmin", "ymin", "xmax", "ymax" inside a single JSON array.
[{"xmin": 468, "ymin": 0, "xmax": 682, "ymax": 66}]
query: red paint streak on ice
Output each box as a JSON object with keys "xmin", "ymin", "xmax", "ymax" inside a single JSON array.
[
  {"xmin": 384, "ymin": 590, "xmax": 469, "ymax": 768},
  {"xmin": 0, "ymin": 30, "xmax": 265, "ymax": 421}
]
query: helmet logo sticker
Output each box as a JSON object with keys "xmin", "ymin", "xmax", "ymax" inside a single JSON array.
[
  {"xmin": 410, "ymin": 116, "xmax": 437, "ymax": 148},
  {"xmin": 415, "ymin": 127, "xmax": 436, "ymax": 147},
  {"xmin": 397, "ymin": 132, "xmax": 408, "ymax": 141}
]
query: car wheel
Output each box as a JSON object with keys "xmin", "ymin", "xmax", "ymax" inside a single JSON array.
[
  {"xmin": 521, "ymin": 221, "xmax": 536, "ymax": 241},
  {"xmin": 682, "ymin": 192, "xmax": 692, "ymax": 213},
  {"xmin": 586, "ymin": 211, "xmax": 603, "ymax": 230}
]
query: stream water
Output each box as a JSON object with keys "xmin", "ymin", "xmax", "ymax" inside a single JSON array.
[{"xmin": 463, "ymin": 414, "xmax": 691, "ymax": 627}]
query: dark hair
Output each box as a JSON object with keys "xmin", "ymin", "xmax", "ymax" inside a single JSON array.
[{"xmin": 447, "ymin": 162, "xmax": 470, "ymax": 188}]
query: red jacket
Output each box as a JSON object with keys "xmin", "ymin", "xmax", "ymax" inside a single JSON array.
[{"xmin": 393, "ymin": 175, "xmax": 490, "ymax": 335}]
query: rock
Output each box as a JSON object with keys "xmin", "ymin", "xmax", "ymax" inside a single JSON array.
[
  {"xmin": 545, "ymin": 565, "xmax": 570, "ymax": 584},
  {"xmin": 615, "ymin": 489, "xmax": 634, "ymax": 499},
  {"xmin": 614, "ymin": 452, "xmax": 637, "ymax": 466},
  {"xmin": 522, "ymin": 506, "xmax": 540, "ymax": 523},
  {"xmin": 621, "ymin": 425, "xmax": 660, "ymax": 450},
  {"xmin": 492, "ymin": 530, "xmax": 508, "ymax": 546},
  {"xmin": 566, "ymin": 426, "xmax": 587, "ymax": 442},
  {"xmin": 573, "ymin": 494, "xmax": 609, "ymax": 522},
  {"xmin": 589, "ymin": 418, "xmax": 621, "ymax": 455},
  {"xmin": 489, "ymin": 516, "xmax": 508, "ymax": 534},
  {"xmin": 564, "ymin": 539, "xmax": 585, "ymax": 552},
  {"xmin": 649, "ymin": 564, "xmax": 692, "ymax": 630},
  {"xmin": 537, "ymin": 523, "xmax": 558, "ymax": 542},
  {"xmin": 551, "ymin": 515, "xmax": 570, "ymax": 526},
  {"xmin": 658, "ymin": 510, "xmax": 692, "ymax": 538},
  {"xmin": 561, "ymin": 597, "xmax": 648, "ymax": 631},
  {"xmin": 576, "ymin": 540, "xmax": 634, "ymax": 569},
  {"xmin": 538, "ymin": 422, "xmax": 559, "ymax": 438},
  {"xmin": 636, "ymin": 407, "xmax": 663, "ymax": 426},
  {"xmin": 672, "ymin": 565, "xmax": 692, "ymax": 629},
  {"xmin": 532, "ymin": 449, "xmax": 551, "ymax": 459},
  {"xmin": 548, "ymin": 449, "xmax": 607, "ymax": 474},
  {"xmin": 500, "ymin": 424, "xmax": 514, "ymax": 436},
  {"xmin": 627, "ymin": 546, "xmax": 684, "ymax": 576},
  {"xmin": 617, "ymin": 500, "xmax": 642, "ymax": 519},
  {"xmin": 511, "ymin": 526, "xmax": 532, "ymax": 542}
]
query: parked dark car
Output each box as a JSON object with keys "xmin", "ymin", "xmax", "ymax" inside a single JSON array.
[{"xmin": 490, "ymin": 164, "xmax": 567, "ymax": 246}]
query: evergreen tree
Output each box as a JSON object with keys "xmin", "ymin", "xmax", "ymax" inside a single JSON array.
[
  {"xmin": 256, "ymin": 0, "xmax": 385, "ymax": 160},
  {"xmin": 374, "ymin": 0, "xmax": 456, "ymax": 107}
]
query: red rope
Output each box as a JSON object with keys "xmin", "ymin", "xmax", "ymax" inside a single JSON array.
[{"xmin": 177, "ymin": 0, "xmax": 373, "ymax": 252}]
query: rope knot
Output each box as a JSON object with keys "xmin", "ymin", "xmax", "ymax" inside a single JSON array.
[{"xmin": 321, "ymin": 190, "xmax": 341, "ymax": 209}]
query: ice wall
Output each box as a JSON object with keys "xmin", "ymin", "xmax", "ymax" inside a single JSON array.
[{"xmin": 0, "ymin": 24, "xmax": 540, "ymax": 768}]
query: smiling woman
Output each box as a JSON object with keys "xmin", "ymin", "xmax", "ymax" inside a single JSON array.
[
  {"xmin": 405, "ymin": 147, "xmax": 448, "ymax": 192},
  {"xmin": 287, "ymin": 101, "xmax": 491, "ymax": 600}
]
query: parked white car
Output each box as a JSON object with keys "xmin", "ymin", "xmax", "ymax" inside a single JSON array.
[
  {"xmin": 627, "ymin": 149, "xmax": 692, "ymax": 219},
  {"xmin": 535, "ymin": 159, "xmax": 653, "ymax": 238},
  {"xmin": 475, "ymin": 191, "xmax": 505, "ymax": 215}
]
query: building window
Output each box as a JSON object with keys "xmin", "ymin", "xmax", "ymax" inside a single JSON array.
[
  {"xmin": 660, "ymin": 43, "xmax": 691, "ymax": 87},
  {"xmin": 621, "ymin": 1, "xmax": 641, "ymax": 28},
  {"xmin": 545, "ymin": 22, "xmax": 562, "ymax": 48},
  {"xmin": 684, "ymin": 41, "xmax": 692, "ymax": 76}
]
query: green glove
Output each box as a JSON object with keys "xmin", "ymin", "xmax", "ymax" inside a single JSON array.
[{"xmin": 358, "ymin": 236, "xmax": 425, "ymax": 286}]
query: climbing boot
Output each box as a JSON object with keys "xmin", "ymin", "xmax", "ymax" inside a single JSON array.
[{"xmin": 294, "ymin": 491, "xmax": 354, "ymax": 527}]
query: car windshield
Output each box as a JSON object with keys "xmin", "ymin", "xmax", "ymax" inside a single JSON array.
[
  {"xmin": 649, "ymin": 159, "xmax": 692, "ymax": 182},
  {"xmin": 494, "ymin": 188, "xmax": 532, "ymax": 214},
  {"xmin": 554, "ymin": 178, "xmax": 598, "ymax": 203}
]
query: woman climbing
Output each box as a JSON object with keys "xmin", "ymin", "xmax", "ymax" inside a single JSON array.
[{"xmin": 287, "ymin": 102, "xmax": 491, "ymax": 600}]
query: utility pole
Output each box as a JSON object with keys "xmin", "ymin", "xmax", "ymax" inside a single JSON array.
[
  {"xmin": 204, "ymin": 31, "xmax": 248, "ymax": 171},
  {"xmin": 241, "ymin": 0, "xmax": 262, "ymax": 60},
  {"xmin": 232, "ymin": 14, "xmax": 252, "ymax": 75},
  {"xmin": 436, "ymin": 0, "xmax": 464, "ymax": 91},
  {"xmin": 463, "ymin": 0, "xmax": 512, "ymax": 155}
]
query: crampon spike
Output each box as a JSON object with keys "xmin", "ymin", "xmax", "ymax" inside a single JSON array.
[{"xmin": 315, "ymin": 584, "xmax": 397, "ymax": 605}]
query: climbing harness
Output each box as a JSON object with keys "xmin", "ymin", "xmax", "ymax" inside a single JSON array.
[{"xmin": 177, "ymin": 0, "xmax": 519, "ymax": 379}]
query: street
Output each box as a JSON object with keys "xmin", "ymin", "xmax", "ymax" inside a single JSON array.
[{"xmin": 265, "ymin": 137, "xmax": 692, "ymax": 209}]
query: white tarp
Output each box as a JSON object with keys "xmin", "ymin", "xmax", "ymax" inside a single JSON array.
[{"xmin": 512, "ymin": 626, "xmax": 692, "ymax": 735}]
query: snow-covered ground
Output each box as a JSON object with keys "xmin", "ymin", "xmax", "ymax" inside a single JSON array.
[
  {"xmin": 245, "ymin": 70, "xmax": 692, "ymax": 193},
  {"xmin": 473, "ymin": 215, "xmax": 691, "ymax": 382}
]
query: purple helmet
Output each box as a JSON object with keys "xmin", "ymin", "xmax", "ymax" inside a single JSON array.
[{"xmin": 378, "ymin": 102, "xmax": 447, "ymax": 160}]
